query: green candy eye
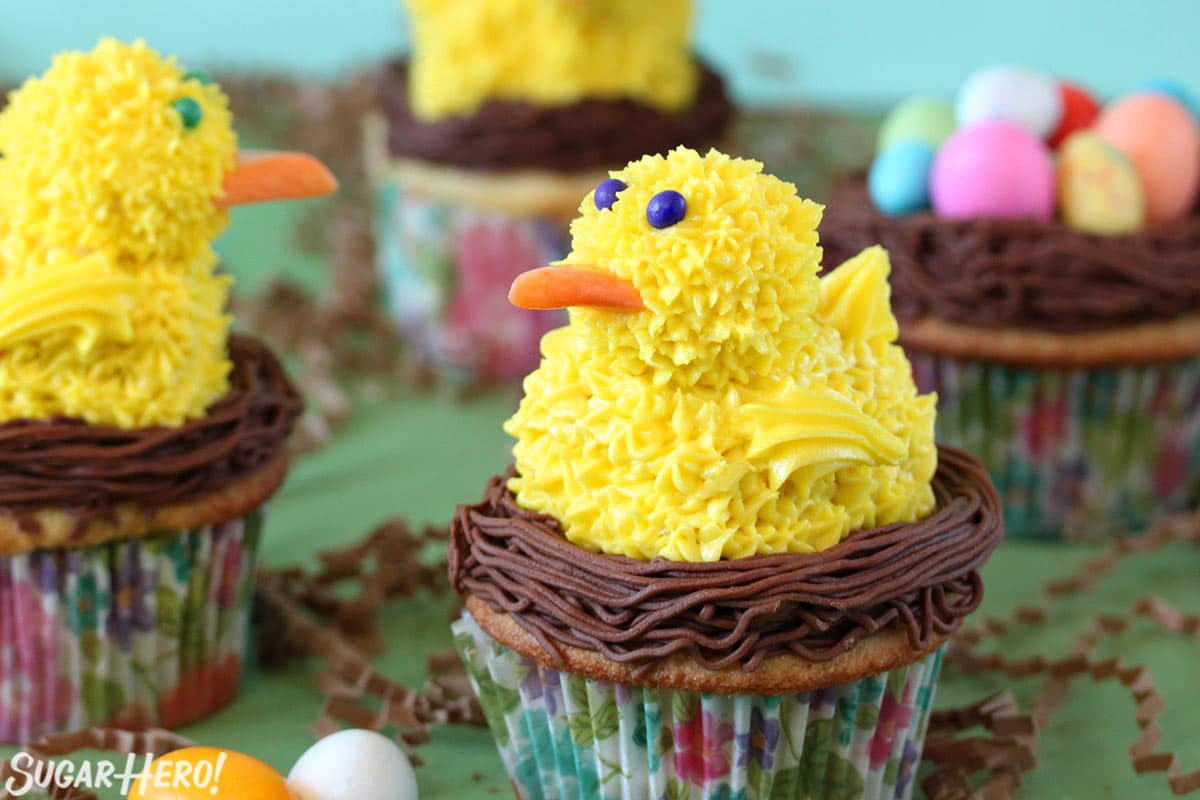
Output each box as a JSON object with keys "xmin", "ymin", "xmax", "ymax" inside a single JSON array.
[
  {"xmin": 183, "ymin": 68, "xmax": 214, "ymax": 86},
  {"xmin": 172, "ymin": 96, "xmax": 203, "ymax": 130}
]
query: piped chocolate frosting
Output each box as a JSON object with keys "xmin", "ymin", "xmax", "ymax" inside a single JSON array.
[
  {"xmin": 450, "ymin": 446, "xmax": 1003, "ymax": 678},
  {"xmin": 0, "ymin": 335, "xmax": 301, "ymax": 534},
  {"xmin": 378, "ymin": 59, "xmax": 735, "ymax": 173},
  {"xmin": 820, "ymin": 175, "xmax": 1200, "ymax": 333}
]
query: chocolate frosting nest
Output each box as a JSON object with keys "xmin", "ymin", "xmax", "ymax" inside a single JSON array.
[
  {"xmin": 378, "ymin": 59, "xmax": 735, "ymax": 173},
  {"xmin": 820, "ymin": 175, "xmax": 1200, "ymax": 333},
  {"xmin": 0, "ymin": 334, "xmax": 302, "ymax": 534},
  {"xmin": 450, "ymin": 446, "xmax": 1003, "ymax": 677}
]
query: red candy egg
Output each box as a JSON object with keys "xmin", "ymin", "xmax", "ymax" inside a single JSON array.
[
  {"xmin": 1095, "ymin": 93, "xmax": 1200, "ymax": 224},
  {"xmin": 1048, "ymin": 81, "xmax": 1101, "ymax": 148}
]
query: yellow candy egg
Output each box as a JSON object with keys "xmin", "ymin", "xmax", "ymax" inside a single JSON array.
[
  {"xmin": 128, "ymin": 747, "xmax": 293, "ymax": 800},
  {"xmin": 1056, "ymin": 131, "xmax": 1146, "ymax": 235}
]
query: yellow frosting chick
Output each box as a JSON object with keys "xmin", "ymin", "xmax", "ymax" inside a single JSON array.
[
  {"xmin": 506, "ymin": 148, "xmax": 937, "ymax": 562},
  {"xmin": 405, "ymin": 0, "xmax": 697, "ymax": 120},
  {"xmin": 0, "ymin": 38, "xmax": 335, "ymax": 428}
]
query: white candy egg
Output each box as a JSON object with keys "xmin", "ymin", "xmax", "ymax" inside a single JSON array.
[
  {"xmin": 288, "ymin": 729, "xmax": 418, "ymax": 800},
  {"xmin": 956, "ymin": 64, "xmax": 1062, "ymax": 139}
]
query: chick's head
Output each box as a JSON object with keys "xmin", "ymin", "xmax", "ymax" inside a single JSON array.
[
  {"xmin": 513, "ymin": 147, "xmax": 825, "ymax": 388},
  {"xmin": 0, "ymin": 38, "xmax": 236, "ymax": 276}
]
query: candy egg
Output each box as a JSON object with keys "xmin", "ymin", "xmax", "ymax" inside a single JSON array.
[
  {"xmin": 1047, "ymin": 81, "xmax": 1101, "ymax": 148},
  {"xmin": 868, "ymin": 139, "xmax": 935, "ymax": 215},
  {"xmin": 131, "ymin": 747, "xmax": 292, "ymax": 800},
  {"xmin": 289, "ymin": 729, "xmax": 418, "ymax": 800},
  {"xmin": 930, "ymin": 120, "xmax": 1055, "ymax": 221},
  {"xmin": 1095, "ymin": 93, "xmax": 1200, "ymax": 224},
  {"xmin": 1057, "ymin": 131, "xmax": 1145, "ymax": 235},
  {"xmin": 877, "ymin": 96, "xmax": 956, "ymax": 152},
  {"xmin": 1134, "ymin": 77, "xmax": 1200, "ymax": 118},
  {"xmin": 956, "ymin": 64, "xmax": 1062, "ymax": 139}
]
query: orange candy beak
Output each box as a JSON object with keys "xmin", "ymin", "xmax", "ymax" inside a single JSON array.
[
  {"xmin": 508, "ymin": 265, "xmax": 643, "ymax": 312},
  {"xmin": 217, "ymin": 150, "xmax": 338, "ymax": 208}
]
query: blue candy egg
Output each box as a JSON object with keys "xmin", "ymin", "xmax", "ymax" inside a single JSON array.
[
  {"xmin": 868, "ymin": 139, "xmax": 935, "ymax": 215},
  {"xmin": 1135, "ymin": 77, "xmax": 1200, "ymax": 118}
]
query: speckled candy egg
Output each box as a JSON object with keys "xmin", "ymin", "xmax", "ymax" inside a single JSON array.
[
  {"xmin": 931, "ymin": 120, "xmax": 1055, "ymax": 221},
  {"xmin": 289, "ymin": 729, "xmax": 418, "ymax": 800},
  {"xmin": 1057, "ymin": 131, "xmax": 1145, "ymax": 235},
  {"xmin": 869, "ymin": 139, "xmax": 935, "ymax": 215},
  {"xmin": 1095, "ymin": 93, "xmax": 1200, "ymax": 224},
  {"xmin": 956, "ymin": 65, "xmax": 1062, "ymax": 139},
  {"xmin": 877, "ymin": 97, "xmax": 956, "ymax": 152}
]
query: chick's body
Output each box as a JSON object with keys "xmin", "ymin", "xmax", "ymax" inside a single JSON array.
[
  {"xmin": 0, "ymin": 39, "xmax": 237, "ymax": 428},
  {"xmin": 405, "ymin": 0, "xmax": 697, "ymax": 120},
  {"xmin": 507, "ymin": 149, "xmax": 937, "ymax": 562}
]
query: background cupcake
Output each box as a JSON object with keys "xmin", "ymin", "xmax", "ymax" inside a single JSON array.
[
  {"xmin": 367, "ymin": 0, "xmax": 734, "ymax": 385},
  {"xmin": 821, "ymin": 65, "xmax": 1200, "ymax": 540},
  {"xmin": 450, "ymin": 148, "xmax": 1002, "ymax": 799},
  {"xmin": 0, "ymin": 38, "xmax": 334, "ymax": 741}
]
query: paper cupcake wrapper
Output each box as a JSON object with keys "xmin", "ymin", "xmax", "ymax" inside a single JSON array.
[
  {"xmin": 454, "ymin": 612, "xmax": 942, "ymax": 800},
  {"xmin": 373, "ymin": 175, "xmax": 569, "ymax": 384},
  {"xmin": 0, "ymin": 511, "xmax": 263, "ymax": 743},
  {"xmin": 910, "ymin": 350, "xmax": 1200, "ymax": 540}
]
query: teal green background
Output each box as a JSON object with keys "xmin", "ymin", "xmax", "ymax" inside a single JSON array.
[{"xmin": 2, "ymin": 1, "xmax": 1198, "ymax": 105}]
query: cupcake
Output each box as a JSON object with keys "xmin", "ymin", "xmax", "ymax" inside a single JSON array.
[
  {"xmin": 821, "ymin": 65, "xmax": 1200, "ymax": 540},
  {"xmin": 367, "ymin": 0, "xmax": 734, "ymax": 384},
  {"xmin": 450, "ymin": 148, "xmax": 1002, "ymax": 799},
  {"xmin": 0, "ymin": 38, "xmax": 335, "ymax": 741}
]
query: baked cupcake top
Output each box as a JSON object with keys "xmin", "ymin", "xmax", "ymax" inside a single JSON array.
[
  {"xmin": 450, "ymin": 148, "xmax": 1002, "ymax": 683},
  {"xmin": 821, "ymin": 66, "xmax": 1200, "ymax": 337},
  {"xmin": 382, "ymin": 0, "xmax": 733, "ymax": 172},
  {"xmin": 0, "ymin": 39, "xmax": 335, "ymax": 551}
]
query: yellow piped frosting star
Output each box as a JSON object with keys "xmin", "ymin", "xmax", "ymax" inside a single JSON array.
[
  {"xmin": 506, "ymin": 148, "xmax": 937, "ymax": 562},
  {"xmin": 0, "ymin": 38, "xmax": 336, "ymax": 428},
  {"xmin": 405, "ymin": 0, "xmax": 698, "ymax": 120}
]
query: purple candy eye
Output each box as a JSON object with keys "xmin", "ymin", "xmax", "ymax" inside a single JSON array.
[
  {"xmin": 593, "ymin": 178, "xmax": 627, "ymax": 211},
  {"xmin": 646, "ymin": 190, "xmax": 686, "ymax": 229}
]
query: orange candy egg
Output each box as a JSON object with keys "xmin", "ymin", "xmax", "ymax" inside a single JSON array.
[
  {"xmin": 1095, "ymin": 93, "xmax": 1200, "ymax": 224},
  {"xmin": 128, "ymin": 747, "xmax": 293, "ymax": 800}
]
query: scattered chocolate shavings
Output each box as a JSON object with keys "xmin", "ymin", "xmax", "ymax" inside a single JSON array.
[
  {"xmin": 922, "ymin": 691, "xmax": 1035, "ymax": 800},
  {"xmin": 0, "ymin": 727, "xmax": 193, "ymax": 800},
  {"xmin": 254, "ymin": 519, "xmax": 485, "ymax": 753},
  {"xmin": 928, "ymin": 511, "xmax": 1200, "ymax": 798}
]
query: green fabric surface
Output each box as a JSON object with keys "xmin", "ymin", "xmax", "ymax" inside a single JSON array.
[
  {"xmin": 2, "ymin": 179, "xmax": 1197, "ymax": 800},
  {"xmin": 201, "ymin": 391, "xmax": 1200, "ymax": 799}
]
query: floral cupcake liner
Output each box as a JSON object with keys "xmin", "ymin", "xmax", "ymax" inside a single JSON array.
[
  {"xmin": 373, "ymin": 176, "xmax": 568, "ymax": 384},
  {"xmin": 0, "ymin": 511, "xmax": 263, "ymax": 743},
  {"xmin": 909, "ymin": 350, "xmax": 1200, "ymax": 540},
  {"xmin": 454, "ymin": 612, "xmax": 943, "ymax": 800}
]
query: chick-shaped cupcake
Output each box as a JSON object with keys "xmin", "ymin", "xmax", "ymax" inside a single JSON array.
[
  {"xmin": 506, "ymin": 147, "xmax": 937, "ymax": 561},
  {"xmin": 0, "ymin": 39, "xmax": 332, "ymax": 743},
  {"xmin": 406, "ymin": 0, "xmax": 697, "ymax": 120},
  {"xmin": 452, "ymin": 148, "xmax": 1002, "ymax": 800},
  {"xmin": 0, "ymin": 37, "xmax": 334, "ymax": 428}
]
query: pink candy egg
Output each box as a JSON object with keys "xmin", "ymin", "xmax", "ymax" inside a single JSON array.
[
  {"xmin": 930, "ymin": 120, "xmax": 1055, "ymax": 221},
  {"xmin": 1095, "ymin": 93, "xmax": 1200, "ymax": 224}
]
